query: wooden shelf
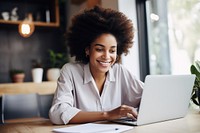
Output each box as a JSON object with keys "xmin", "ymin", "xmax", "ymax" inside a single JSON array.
[
  {"xmin": 0, "ymin": 81, "xmax": 57, "ymax": 95},
  {"xmin": 0, "ymin": 0, "xmax": 60, "ymax": 27},
  {"xmin": 0, "ymin": 19, "xmax": 59, "ymax": 27}
]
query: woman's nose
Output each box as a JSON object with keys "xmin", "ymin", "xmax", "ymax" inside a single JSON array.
[{"xmin": 102, "ymin": 51, "xmax": 110, "ymax": 59}]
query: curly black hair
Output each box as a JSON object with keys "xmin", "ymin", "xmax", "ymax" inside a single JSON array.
[{"xmin": 67, "ymin": 6, "xmax": 134, "ymax": 64}]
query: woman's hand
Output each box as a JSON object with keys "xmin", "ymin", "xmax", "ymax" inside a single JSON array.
[
  {"xmin": 105, "ymin": 105, "xmax": 137, "ymax": 120},
  {"xmin": 69, "ymin": 105, "xmax": 137, "ymax": 124}
]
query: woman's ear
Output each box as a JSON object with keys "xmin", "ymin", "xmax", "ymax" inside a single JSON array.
[{"xmin": 85, "ymin": 47, "xmax": 89, "ymax": 57}]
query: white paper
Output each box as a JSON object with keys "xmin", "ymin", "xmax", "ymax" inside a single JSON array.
[{"xmin": 53, "ymin": 123, "xmax": 133, "ymax": 133}]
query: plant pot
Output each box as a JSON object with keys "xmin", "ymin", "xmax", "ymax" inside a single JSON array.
[
  {"xmin": 47, "ymin": 68, "xmax": 60, "ymax": 81},
  {"xmin": 32, "ymin": 68, "xmax": 43, "ymax": 83},
  {"xmin": 12, "ymin": 73, "xmax": 25, "ymax": 83}
]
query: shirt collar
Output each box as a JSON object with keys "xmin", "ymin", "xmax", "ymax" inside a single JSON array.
[
  {"xmin": 83, "ymin": 63, "xmax": 116, "ymax": 84},
  {"xmin": 83, "ymin": 63, "xmax": 93, "ymax": 84}
]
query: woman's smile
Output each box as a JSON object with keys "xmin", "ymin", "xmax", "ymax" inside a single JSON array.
[{"xmin": 97, "ymin": 60, "xmax": 112, "ymax": 67}]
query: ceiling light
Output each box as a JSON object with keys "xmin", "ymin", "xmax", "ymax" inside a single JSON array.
[{"xmin": 18, "ymin": 13, "xmax": 35, "ymax": 38}]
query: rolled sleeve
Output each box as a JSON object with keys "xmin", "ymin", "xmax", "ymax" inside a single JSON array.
[
  {"xmin": 61, "ymin": 106, "xmax": 80, "ymax": 124},
  {"xmin": 49, "ymin": 102, "xmax": 81, "ymax": 124}
]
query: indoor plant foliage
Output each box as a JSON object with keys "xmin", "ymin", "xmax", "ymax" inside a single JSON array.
[
  {"xmin": 48, "ymin": 49, "xmax": 68, "ymax": 68},
  {"xmin": 9, "ymin": 69, "xmax": 25, "ymax": 83},
  {"xmin": 190, "ymin": 60, "xmax": 200, "ymax": 107},
  {"xmin": 47, "ymin": 49, "xmax": 68, "ymax": 81}
]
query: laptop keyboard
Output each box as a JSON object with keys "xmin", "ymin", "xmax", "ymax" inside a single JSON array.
[
  {"xmin": 112, "ymin": 117, "xmax": 137, "ymax": 125},
  {"xmin": 124, "ymin": 118, "xmax": 136, "ymax": 122}
]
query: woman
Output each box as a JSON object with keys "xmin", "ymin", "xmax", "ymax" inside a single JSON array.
[{"xmin": 49, "ymin": 6, "xmax": 144, "ymax": 125}]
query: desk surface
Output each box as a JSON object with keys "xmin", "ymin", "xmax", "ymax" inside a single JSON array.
[{"xmin": 0, "ymin": 110, "xmax": 200, "ymax": 133}]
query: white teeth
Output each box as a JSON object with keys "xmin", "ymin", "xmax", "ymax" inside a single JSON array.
[
  {"xmin": 99, "ymin": 61, "xmax": 110, "ymax": 64},
  {"xmin": 100, "ymin": 62, "xmax": 109, "ymax": 64}
]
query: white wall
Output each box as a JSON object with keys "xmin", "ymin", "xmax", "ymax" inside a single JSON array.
[
  {"xmin": 101, "ymin": 0, "xmax": 118, "ymax": 10},
  {"xmin": 102, "ymin": 0, "xmax": 140, "ymax": 79}
]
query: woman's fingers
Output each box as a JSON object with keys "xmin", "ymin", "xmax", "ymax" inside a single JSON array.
[
  {"xmin": 121, "ymin": 105, "xmax": 137, "ymax": 120},
  {"xmin": 107, "ymin": 105, "xmax": 138, "ymax": 120}
]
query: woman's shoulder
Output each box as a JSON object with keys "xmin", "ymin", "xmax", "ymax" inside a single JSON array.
[
  {"xmin": 112, "ymin": 63, "xmax": 144, "ymax": 85},
  {"xmin": 112, "ymin": 63, "xmax": 134, "ymax": 77},
  {"xmin": 112, "ymin": 63, "xmax": 127, "ymax": 71},
  {"xmin": 61, "ymin": 62, "xmax": 84, "ymax": 71},
  {"xmin": 62, "ymin": 62, "xmax": 85, "ymax": 67}
]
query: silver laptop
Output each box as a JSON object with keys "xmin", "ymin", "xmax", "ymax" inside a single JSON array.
[{"xmin": 112, "ymin": 74, "xmax": 195, "ymax": 126}]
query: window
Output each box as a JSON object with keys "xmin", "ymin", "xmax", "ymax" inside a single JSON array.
[{"xmin": 137, "ymin": 0, "xmax": 200, "ymax": 79}]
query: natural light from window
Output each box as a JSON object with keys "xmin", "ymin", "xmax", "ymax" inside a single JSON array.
[{"xmin": 146, "ymin": 0, "xmax": 200, "ymax": 75}]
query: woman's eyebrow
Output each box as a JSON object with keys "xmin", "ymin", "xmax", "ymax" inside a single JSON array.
[
  {"xmin": 94, "ymin": 44, "xmax": 104, "ymax": 47},
  {"xmin": 94, "ymin": 44, "xmax": 117, "ymax": 48}
]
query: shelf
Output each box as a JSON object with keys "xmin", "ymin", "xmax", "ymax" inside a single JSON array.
[
  {"xmin": 0, "ymin": 81, "xmax": 57, "ymax": 95},
  {"xmin": 0, "ymin": 0, "xmax": 60, "ymax": 27},
  {"xmin": 0, "ymin": 19, "xmax": 59, "ymax": 27}
]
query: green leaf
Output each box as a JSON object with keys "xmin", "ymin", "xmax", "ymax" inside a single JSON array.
[
  {"xmin": 191, "ymin": 65, "xmax": 200, "ymax": 79},
  {"xmin": 190, "ymin": 61, "xmax": 200, "ymax": 106},
  {"xmin": 48, "ymin": 49, "xmax": 69, "ymax": 68},
  {"xmin": 191, "ymin": 91, "xmax": 199, "ymax": 105}
]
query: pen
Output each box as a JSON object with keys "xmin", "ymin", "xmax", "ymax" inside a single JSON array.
[{"xmin": 94, "ymin": 128, "xmax": 119, "ymax": 133}]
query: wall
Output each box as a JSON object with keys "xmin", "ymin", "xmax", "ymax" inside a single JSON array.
[{"xmin": 0, "ymin": 1, "xmax": 68, "ymax": 83}]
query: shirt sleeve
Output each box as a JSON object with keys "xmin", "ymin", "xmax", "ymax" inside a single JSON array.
[{"xmin": 49, "ymin": 64, "xmax": 81, "ymax": 125}]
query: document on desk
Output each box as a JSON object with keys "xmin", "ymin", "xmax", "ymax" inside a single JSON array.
[{"xmin": 53, "ymin": 123, "xmax": 133, "ymax": 133}]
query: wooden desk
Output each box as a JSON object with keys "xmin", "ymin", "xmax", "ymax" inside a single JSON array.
[{"xmin": 0, "ymin": 110, "xmax": 199, "ymax": 133}]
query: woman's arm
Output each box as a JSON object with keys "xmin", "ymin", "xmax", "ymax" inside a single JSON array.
[{"xmin": 69, "ymin": 105, "xmax": 137, "ymax": 123}]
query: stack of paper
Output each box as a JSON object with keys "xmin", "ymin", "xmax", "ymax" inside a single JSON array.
[{"xmin": 53, "ymin": 123, "xmax": 133, "ymax": 133}]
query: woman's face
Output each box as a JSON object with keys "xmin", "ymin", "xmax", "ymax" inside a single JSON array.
[{"xmin": 86, "ymin": 33, "xmax": 117, "ymax": 75}]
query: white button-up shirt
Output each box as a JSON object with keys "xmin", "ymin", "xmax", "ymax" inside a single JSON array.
[{"xmin": 49, "ymin": 63, "xmax": 144, "ymax": 124}]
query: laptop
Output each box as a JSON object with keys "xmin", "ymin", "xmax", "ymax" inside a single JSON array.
[{"xmin": 112, "ymin": 74, "xmax": 195, "ymax": 126}]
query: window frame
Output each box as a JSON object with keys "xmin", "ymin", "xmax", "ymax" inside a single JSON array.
[{"xmin": 136, "ymin": 0, "xmax": 150, "ymax": 81}]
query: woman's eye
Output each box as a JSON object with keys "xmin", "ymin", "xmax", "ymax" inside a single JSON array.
[
  {"xmin": 96, "ymin": 48, "xmax": 103, "ymax": 52},
  {"xmin": 110, "ymin": 49, "xmax": 116, "ymax": 53}
]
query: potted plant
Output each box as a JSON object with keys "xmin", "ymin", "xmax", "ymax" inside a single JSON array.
[
  {"xmin": 47, "ymin": 49, "xmax": 68, "ymax": 81},
  {"xmin": 190, "ymin": 60, "xmax": 200, "ymax": 107},
  {"xmin": 10, "ymin": 69, "xmax": 25, "ymax": 83},
  {"xmin": 31, "ymin": 59, "xmax": 43, "ymax": 83}
]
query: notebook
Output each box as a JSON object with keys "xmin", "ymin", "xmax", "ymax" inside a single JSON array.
[{"xmin": 112, "ymin": 74, "xmax": 195, "ymax": 126}]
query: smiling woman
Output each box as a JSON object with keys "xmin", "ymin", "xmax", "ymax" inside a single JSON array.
[
  {"xmin": 49, "ymin": 6, "xmax": 144, "ymax": 125},
  {"xmin": 85, "ymin": 34, "xmax": 117, "ymax": 76}
]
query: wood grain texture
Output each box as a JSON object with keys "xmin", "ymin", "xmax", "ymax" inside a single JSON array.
[{"xmin": 0, "ymin": 81, "xmax": 57, "ymax": 95}]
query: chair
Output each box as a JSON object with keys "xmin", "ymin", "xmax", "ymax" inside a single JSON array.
[
  {"xmin": 37, "ymin": 93, "xmax": 54, "ymax": 119},
  {"xmin": 2, "ymin": 93, "xmax": 40, "ymax": 123},
  {"xmin": 0, "ymin": 96, "xmax": 3, "ymax": 124}
]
